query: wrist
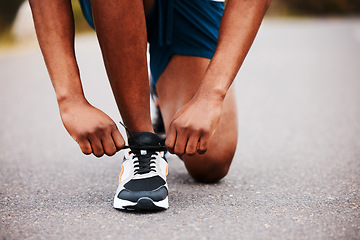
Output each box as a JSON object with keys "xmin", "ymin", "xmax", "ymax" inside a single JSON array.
[
  {"xmin": 194, "ymin": 89, "xmax": 226, "ymax": 109},
  {"xmin": 57, "ymin": 92, "xmax": 88, "ymax": 111},
  {"xmin": 196, "ymin": 77, "xmax": 228, "ymax": 103}
]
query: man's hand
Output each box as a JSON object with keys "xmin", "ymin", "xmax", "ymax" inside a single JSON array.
[
  {"xmin": 165, "ymin": 95, "xmax": 223, "ymax": 156},
  {"xmin": 165, "ymin": 0, "xmax": 270, "ymax": 157},
  {"xmin": 59, "ymin": 99, "xmax": 125, "ymax": 157}
]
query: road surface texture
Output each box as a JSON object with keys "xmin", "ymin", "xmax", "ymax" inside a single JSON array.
[{"xmin": 1, "ymin": 18, "xmax": 359, "ymax": 240}]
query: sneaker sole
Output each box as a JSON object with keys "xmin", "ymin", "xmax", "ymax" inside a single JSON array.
[{"xmin": 113, "ymin": 196, "xmax": 168, "ymax": 211}]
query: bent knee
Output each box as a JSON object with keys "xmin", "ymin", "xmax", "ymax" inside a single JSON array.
[
  {"xmin": 189, "ymin": 161, "xmax": 231, "ymax": 183},
  {"xmin": 183, "ymin": 148, "xmax": 235, "ymax": 183}
]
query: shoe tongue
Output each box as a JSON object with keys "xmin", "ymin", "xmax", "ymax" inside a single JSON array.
[{"xmin": 128, "ymin": 132, "xmax": 161, "ymax": 146}]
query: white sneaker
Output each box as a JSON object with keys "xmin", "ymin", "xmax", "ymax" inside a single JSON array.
[{"xmin": 113, "ymin": 132, "xmax": 168, "ymax": 211}]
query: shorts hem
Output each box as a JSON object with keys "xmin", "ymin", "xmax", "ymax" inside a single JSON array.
[{"xmin": 150, "ymin": 48, "xmax": 215, "ymax": 86}]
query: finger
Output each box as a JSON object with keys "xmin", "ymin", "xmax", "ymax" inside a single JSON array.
[
  {"xmin": 101, "ymin": 135, "xmax": 117, "ymax": 156},
  {"xmin": 198, "ymin": 133, "xmax": 210, "ymax": 154},
  {"xmin": 88, "ymin": 136, "xmax": 104, "ymax": 157},
  {"xmin": 173, "ymin": 131, "xmax": 188, "ymax": 156},
  {"xmin": 78, "ymin": 138, "xmax": 92, "ymax": 155},
  {"xmin": 165, "ymin": 124, "xmax": 177, "ymax": 153},
  {"xmin": 111, "ymin": 128, "xmax": 125, "ymax": 151},
  {"xmin": 185, "ymin": 135, "xmax": 200, "ymax": 156}
]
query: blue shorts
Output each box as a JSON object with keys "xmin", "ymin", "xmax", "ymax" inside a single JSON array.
[{"xmin": 79, "ymin": 0, "xmax": 224, "ymax": 85}]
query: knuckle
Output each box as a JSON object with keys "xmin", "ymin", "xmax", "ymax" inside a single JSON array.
[
  {"xmin": 110, "ymin": 124, "xmax": 118, "ymax": 131},
  {"xmin": 179, "ymin": 125, "xmax": 189, "ymax": 132},
  {"xmin": 96, "ymin": 125, "xmax": 107, "ymax": 133},
  {"xmin": 85, "ymin": 129, "xmax": 96, "ymax": 137},
  {"xmin": 106, "ymin": 121, "xmax": 116, "ymax": 129},
  {"xmin": 171, "ymin": 120, "xmax": 180, "ymax": 128},
  {"xmin": 165, "ymin": 140, "xmax": 173, "ymax": 149},
  {"xmin": 96, "ymin": 122, "xmax": 113, "ymax": 133},
  {"xmin": 199, "ymin": 127, "xmax": 208, "ymax": 135},
  {"xmin": 79, "ymin": 130, "xmax": 90, "ymax": 138}
]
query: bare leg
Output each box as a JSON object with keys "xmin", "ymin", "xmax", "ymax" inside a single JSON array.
[
  {"xmin": 156, "ymin": 55, "xmax": 238, "ymax": 183},
  {"xmin": 90, "ymin": 0, "xmax": 152, "ymax": 133}
]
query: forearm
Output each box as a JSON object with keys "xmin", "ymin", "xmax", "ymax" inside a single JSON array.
[
  {"xmin": 197, "ymin": 0, "xmax": 270, "ymax": 100},
  {"xmin": 30, "ymin": 0, "xmax": 85, "ymax": 105},
  {"xmin": 30, "ymin": 0, "xmax": 125, "ymax": 156}
]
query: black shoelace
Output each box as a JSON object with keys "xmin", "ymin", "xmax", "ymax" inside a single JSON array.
[
  {"xmin": 120, "ymin": 122, "xmax": 166, "ymax": 175},
  {"xmin": 126, "ymin": 146, "xmax": 165, "ymax": 175}
]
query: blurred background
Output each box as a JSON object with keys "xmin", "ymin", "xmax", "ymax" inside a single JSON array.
[
  {"xmin": 1, "ymin": 1, "xmax": 359, "ymax": 239},
  {"xmin": 1, "ymin": 0, "xmax": 360, "ymax": 50}
]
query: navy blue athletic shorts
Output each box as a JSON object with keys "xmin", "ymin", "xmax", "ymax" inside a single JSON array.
[{"xmin": 79, "ymin": 0, "xmax": 224, "ymax": 85}]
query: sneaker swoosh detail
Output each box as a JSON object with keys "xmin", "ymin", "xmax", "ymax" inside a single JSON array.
[
  {"xmin": 165, "ymin": 163, "xmax": 168, "ymax": 177},
  {"xmin": 118, "ymin": 164, "xmax": 124, "ymax": 183}
]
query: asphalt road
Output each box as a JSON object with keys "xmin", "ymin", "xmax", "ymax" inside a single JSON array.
[{"xmin": 1, "ymin": 18, "xmax": 360, "ymax": 240}]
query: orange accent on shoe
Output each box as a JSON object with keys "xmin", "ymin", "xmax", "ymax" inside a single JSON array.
[
  {"xmin": 118, "ymin": 164, "xmax": 124, "ymax": 182},
  {"xmin": 165, "ymin": 164, "xmax": 168, "ymax": 177}
]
